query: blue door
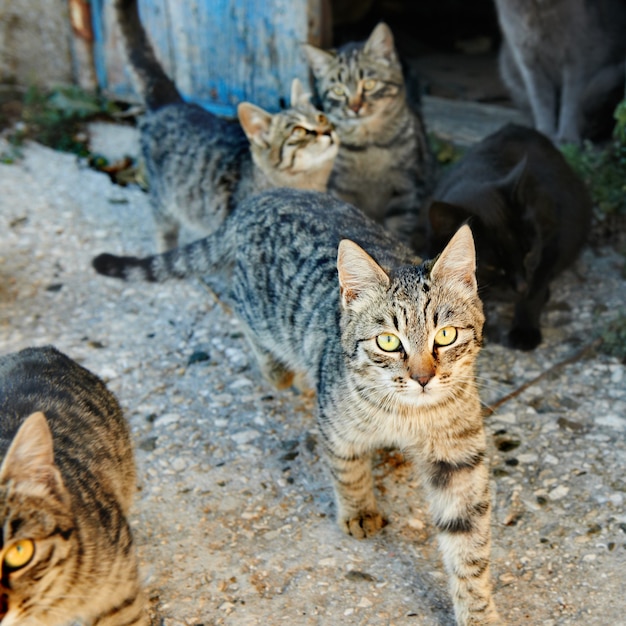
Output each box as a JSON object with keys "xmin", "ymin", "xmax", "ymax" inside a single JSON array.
[{"xmin": 91, "ymin": 0, "xmax": 324, "ymax": 116}]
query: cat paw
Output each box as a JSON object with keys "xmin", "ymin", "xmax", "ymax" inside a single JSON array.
[
  {"xmin": 341, "ymin": 512, "xmax": 387, "ymax": 539},
  {"xmin": 508, "ymin": 327, "xmax": 542, "ymax": 351}
]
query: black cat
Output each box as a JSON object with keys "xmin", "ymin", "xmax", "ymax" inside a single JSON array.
[{"xmin": 428, "ymin": 124, "xmax": 592, "ymax": 350}]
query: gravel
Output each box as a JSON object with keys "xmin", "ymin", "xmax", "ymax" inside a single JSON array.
[{"xmin": 1, "ymin": 127, "xmax": 625, "ymax": 626}]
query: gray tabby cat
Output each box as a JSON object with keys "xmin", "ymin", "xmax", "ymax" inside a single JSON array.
[
  {"xmin": 495, "ymin": 0, "xmax": 626, "ymax": 144},
  {"xmin": 93, "ymin": 188, "xmax": 500, "ymax": 625},
  {"xmin": 116, "ymin": 0, "xmax": 338, "ymax": 251},
  {"xmin": 0, "ymin": 345, "xmax": 147, "ymax": 626},
  {"xmin": 303, "ymin": 23, "xmax": 435, "ymax": 237}
]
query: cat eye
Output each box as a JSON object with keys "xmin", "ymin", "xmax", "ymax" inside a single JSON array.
[
  {"xmin": 362, "ymin": 78, "xmax": 377, "ymax": 90},
  {"xmin": 3, "ymin": 539, "xmax": 35, "ymax": 571},
  {"xmin": 291, "ymin": 126, "xmax": 308, "ymax": 137},
  {"xmin": 434, "ymin": 326, "xmax": 458, "ymax": 347},
  {"xmin": 376, "ymin": 333, "xmax": 402, "ymax": 352},
  {"xmin": 332, "ymin": 85, "xmax": 346, "ymax": 96}
]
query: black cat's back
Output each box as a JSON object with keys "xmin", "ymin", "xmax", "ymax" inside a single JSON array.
[{"xmin": 429, "ymin": 123, "xmax": 592, "ymax": 349}]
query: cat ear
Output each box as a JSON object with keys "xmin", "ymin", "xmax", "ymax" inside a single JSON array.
[
  {"xmin": 430, "ymin": 224, "xmax": 477, "ymax": 291},
  {"xmin": 290, "ymin": 78, "xmax": 311, "ymax": 107},
  {"xmin": 237, "ymin": 102, "xmax": 273, "ymax": 148},
  {"xmin": 363, "ymin": 22, "xmax": 397, "ymax": 64},
  {"xmin": 429, "ymin": 201, "xmax": 471, "ymax": 237},
  {"xmin": 0, "ymin": 412, "xmax": 67, "ymax": 501},
  {"xmin": 337, "ymin": 239, "xmax": 390, "ymax": 307},
  {"xmin": 302, "ymin": 43, "xmax": 335, "ymax": 79}
]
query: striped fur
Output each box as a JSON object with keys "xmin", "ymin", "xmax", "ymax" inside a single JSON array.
[
  {"xmin": 93, "ymin": 188, "xmax": 499, "ymax": 624},
  {"xmin": 0, "ymin": 346, "xmax": 147, "ymax": 626},
  {"xmin": 303, "ymin": 23, "xmax": 435, "ymax": 240},
  {"xmin": 116, "ymin": 0, "xmax": 338, "ymax": 251}
]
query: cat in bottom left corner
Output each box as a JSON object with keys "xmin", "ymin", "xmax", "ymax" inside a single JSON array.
[{"xmin": 0, "ymin": 345, "xmax": 148, "ymax": 626}]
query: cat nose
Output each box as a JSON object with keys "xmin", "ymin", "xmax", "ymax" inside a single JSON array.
[
  {"xmin": 348, "ymin": 98, "xmax": 362, "ymax": 113},
  {"xmin": 412, "ymin": 371, "xmax": 434, "ymax": 388}
]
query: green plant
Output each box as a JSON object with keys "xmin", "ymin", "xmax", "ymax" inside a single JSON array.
[
  {"xmin": 598, "ymin": 313, "xmax": 626, "ymax": 363},
  {"xmin": 561, "ymin": 99, "xmax": 626, "ymax": 220},
  {"xmin": 9, "ymin": 85, "xmax": 120, "ymax": 157}
]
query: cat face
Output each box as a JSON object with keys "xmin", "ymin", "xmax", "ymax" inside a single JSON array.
[
  {"xmin": 303, "ymin": 23, "xmax": 405, "ymax": 127},
  {"xmin": 238, "ymin": 79, "xmax": 338, "ymax": 181},
  {"xmin": 338, "ymin": 227, "xmax": 484, "ymax": 411},
  {"xmin": 0, "ymin": 413, "xmax": 76, "ymax": 626}
]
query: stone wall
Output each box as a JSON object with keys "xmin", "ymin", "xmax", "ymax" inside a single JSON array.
[{"xmin": 0, "ymin": 0, "xmax": 74, "ymax": 88}]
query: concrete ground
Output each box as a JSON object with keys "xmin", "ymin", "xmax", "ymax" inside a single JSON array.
[{"xmin": 1, "ymin": 109, "xmax": 625, "ymax": 626}]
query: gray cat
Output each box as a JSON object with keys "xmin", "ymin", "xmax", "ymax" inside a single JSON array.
[
  {"xmin": 116, "ymin": 0, "xmax": 338, "ymax": 250},
  {"xmin": 495, "ymin": 0, "xmax": 626, "ymax": 144},
  {"xmin": 428, "ymin": 123, "xmax": 592, "ymax": 350},
  {"xmin": 0, "ymin": 346, "xmax": 147, "ymax": 626},
  {"xmin": 303, "ymin": 23, "xmax": 435, "ymax": 238},
  {"xmin": 94, "ymin": 188, "xmax": 500, "ymax": 625}
]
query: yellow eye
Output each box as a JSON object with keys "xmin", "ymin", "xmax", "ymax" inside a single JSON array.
[
  {"xmin": 376, "ymin": 333, "xmax": 401, "ymax": 352},
  {"xmin": 332, "ymin": 85, "xmax": 345, "ymax": 96},
  {"xmin": 4, "ymin": 539, "xmax": 35, "ymax": 570},
  {"xmin": 363, "ymin": 78, "xmax": 376, "ymax": 90},
  {"xmin": 291, "ymin": 126, "xmax": 307, "ymax": 137},
  {"xmin": 434, "ymin": 326, "xmax": 457, "ymax": 347}
]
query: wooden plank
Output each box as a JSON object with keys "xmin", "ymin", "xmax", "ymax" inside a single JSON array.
[
  {"xmin": 91, "ymin": 0, "xmax": 317, "ymax": 116},
  {"xmin": 422, "ymin": 95, "xmax": 530, "ymax": 146}
]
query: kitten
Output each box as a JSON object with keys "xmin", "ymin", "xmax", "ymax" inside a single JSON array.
[
  {"xmin": 303, "ymin": 23, "xmax": 435, "ymax": 238},
  {"xmin": 428, "ymin": 123, "xmax": 592, "ymax": 350},
  {"xmin": 116, "ymin": 0, "xmax": 338, "ymax": 251},
  {"xmin": 495, "ymin": 0, "xmax": 626, "ymax": 144},
  {"xmin": 0, "ymin": 345, "xmax": 147, "ymax": 626},
  {"xmin": 94, "ymin": 188, "xmax": 500, "ymax": 625}
]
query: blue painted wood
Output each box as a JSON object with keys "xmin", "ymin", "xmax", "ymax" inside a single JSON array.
[{"xmin": 91, "ymin": 0, "xmax": 316, "ymax": 117}]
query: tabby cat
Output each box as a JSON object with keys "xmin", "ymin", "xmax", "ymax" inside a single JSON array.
[
  {"xmin": 116, "ymin": 0, "xmax": 338, "ymax": 251},
  {"xmin": 303, "ymin": 23, "xmax": 435, "ymax": 238},
  {"xmin": 428, "ymin": 123, "xmax": 592, "ymax": 350},
  {"xmin": 94, "ymin": 188, "xmax": 500, "ymax": 625},
  {"xmin": 0, "ymin": 345, "xmax": 147, "ymax": 625},
  {"xmin": 495, "ymin": 0, "xmax": 626, "ymax": 144}
]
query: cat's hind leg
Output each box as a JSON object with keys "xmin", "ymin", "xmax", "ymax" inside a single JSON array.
[
  {"xmin": 152, "ymin": 209, "xmax": 181, "ymax": 252},
  {"xmin": 243, "ymin": 333, "xmax": 296, "ymax": 390}
]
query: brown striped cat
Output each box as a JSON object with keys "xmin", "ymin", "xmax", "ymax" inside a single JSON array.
[
  {"xmin": 303, "ymin": 23, "xmax": 436, "ymax": 239},
  {"xmin": 0, "ymin": 346, "xmax": 147, "ymax": 626},
  {"xmin": 116, "ymin": 0, "xmax": 338, "ymax": 251},
  {"xmin": 93, "ymin": 187, "xmax": 500, "ymax": 624}
]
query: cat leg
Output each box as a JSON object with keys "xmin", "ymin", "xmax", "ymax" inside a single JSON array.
[
  {"xmin": 556, "ymin": 65, "xmax": 584, "ymax": 144},
  {"xmin": 153, "ymin": 211, "xmax": 180, "ymax": 252},
  {"xmin": 326, "ymin": 448, "xmax": 385, "ymax": 538},
  {"xmin": 499, "ymin": 41, "xmax": 557, "ymax": 139},
  {"xmin": 243, "ymin": 332, "xmax": 296, "ymax": 390},
  {"xmin": 509, "ymin": 282, "xmax": 550, "ymax": 350},
  {"xmin": 421, "ymin": 453, "xmax": 500, "ymax": 625},
  {"xmin": 316, "ymin": 411, "xmax": 385, "ymax": 538}
]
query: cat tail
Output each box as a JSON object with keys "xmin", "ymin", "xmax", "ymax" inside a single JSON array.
[
  {"xmin": 93, "ymin": 235, "xmax": 231, "ymax": 283},
  {"xmin": 115, "ymin": 0, "xmax": 183, "ymax": 110}
]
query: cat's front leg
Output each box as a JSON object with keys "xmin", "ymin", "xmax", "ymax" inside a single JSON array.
[
  {"xmin": 422, "ymin": 455, "xmax": 501, "ymax": 625},
  {"xmin": 517, "ymin": 62, "xmax": 558, "ymax": 141},
  {"xmin": 557, "ymin": 65, "xmax": 584, "ymax": 144},
  {"xmin": 319, "ymin": 432, "xmax": 385, "ymax": 538}
]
